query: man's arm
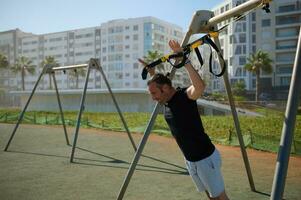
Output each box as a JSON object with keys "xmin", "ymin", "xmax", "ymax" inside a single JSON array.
[
  {"xmin": 184, "ymin": 60, "xmax": 206, "ymax": 100},
  {"xmin": 168, "ymin": 40, "xmax": 205, "ymax": 100}
]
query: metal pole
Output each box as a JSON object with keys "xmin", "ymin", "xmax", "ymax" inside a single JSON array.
[
  {"xmin": 116, "ymin": 29, "xmax": 193, "ymax": 200},
  {"xmin": 52, "ymin": 64, "xmax": 88, "ymax": 71},
  {"xmin": 52, "ymin": 73, "xmax": 70, "ymax": 145},
  {"xmin": 270, "ymin": 27, "xmax": 301, "ymax": 200},
  {"xmin": 4, "ymin": 71, "xmax": 44, "ymax": 151},
  {"xmin": 214, "ymin": 37, "xmax": 256, "ymax": 191},
  {"xmin": 116, "ymin": 104, "xmax": 161, "ymax": 200},
  {"xmin": 96, "ymin": 62, "xmax": 137, "ymax": 151},
  {"xmin": 70, "ymin": 65, "xmax": 91, "ymax": 162},
  {"xmin": 207, "ymin": 0, "xmax": 270, "ymax": 29}
]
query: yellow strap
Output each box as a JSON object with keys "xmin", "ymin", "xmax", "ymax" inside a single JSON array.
[
  {"xmin": 209, "ymin": 32, "xmax": 219, "ymax": 38},
  {"xmin": 161, "ymin": 53, "xmax": 172, "ymax": 62},
  {"xmin": 191, "ymin": 40, "xmax": 203, "ymax": 49}
]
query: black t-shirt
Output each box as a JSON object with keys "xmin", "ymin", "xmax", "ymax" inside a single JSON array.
[{"xmin": 164, "ymin": 87, "xmax": 215, "ymax": 162}]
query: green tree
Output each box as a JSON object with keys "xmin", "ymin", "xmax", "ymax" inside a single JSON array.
[
  {"xmin": 0, "ymin": 53, "xmax": 9, "ymax": 69},
  {"xmin": 11, "ymin": 56, "xmax": 35, "ymax": 90},
  {"xmin": 244, "ymin": 50, "xmax": 273, "ymax": 102},
  {"xmin": 143, "ymin": 50, "xmax": 166, "ymax": 73},
  {"xmin": 41, "ymin": 56, "xmax": 59, "ymax": 89},
  {"xmin": 68, "ymin": 68, "xmax": 86, "ymax": 89},
  {"xmin": 232, "ymin": 80, "xmax": 246, "ymax": 96}
]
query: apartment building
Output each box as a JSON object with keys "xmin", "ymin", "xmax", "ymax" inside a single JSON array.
[
  {"xmin": 212, "ymin": 0, "xmax": 301, "ymax": 98},
  {"xmin": 0, "ymin": 29, "xmax": 33, "ymax": 90},
  {"xmin": 0, "ymin": 17, "xmax": 185, "ymax": 91}
]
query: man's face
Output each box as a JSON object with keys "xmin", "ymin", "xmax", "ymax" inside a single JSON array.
[{"xmin": 148, "ymin": 82, "xmax": 169, "ymax": 104}]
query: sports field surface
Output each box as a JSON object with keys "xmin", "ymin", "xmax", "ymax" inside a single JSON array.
[{"xmin": 1, "ymin": 123, "xmax": 300, "ymax": 200}]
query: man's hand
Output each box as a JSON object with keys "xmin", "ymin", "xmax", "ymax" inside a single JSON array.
[
  {"xmin": 168, "ymin": 40, "xmax": 182, "ymax": 53},
  {"xmin": 138, "ymin": 58, "xmax": 155, "ymax": 77}
]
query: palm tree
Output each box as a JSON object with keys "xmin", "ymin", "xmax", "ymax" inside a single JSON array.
[
  {"xmin": 41, "ymin": 56, "xmax": 59, "ymax": 89},
  {"xmin": 11, "ymin": 56, "xmax": 35, "ymax": 90},
  {"xmin": 68, "ymin": 68, "xmax": 86, "ymax": 89},
  {"xmin": 0, "ymin": 53, "xmax": 9, "ymax": 69},
  {"xmin": 244, "ymin": 50, "xmax": 273, "ymax": 102},
  {"xmin": 143, "ymin": 50, "xmax": 166, "ymax": 73}
]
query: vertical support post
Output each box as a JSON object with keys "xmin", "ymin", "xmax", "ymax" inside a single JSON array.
[
  {"xmin": 4, "ymin": 71, "xmax": 44, "ymax": 151},
  {"xmin": 213, "ymin": 37, "xmax": 256, "ymax": 191},
  {"xmin": 270, "ymin": 27, "xmax": 301, "ymax": 200},
  {"xmin": 116, "ymin": 32, "xmax": 192, "ymax": 200},
  {"xmin": 70, "ymin": 65, "xmax": 91, "ymax": 162},
  {"xmin": 116, "ymin": 104, "xmax": 161, "ymax": 200},
  {"xmin": 97, "ymin": 62, "xmax": 137, "ymax": 151},
  {"xmin": 52, "ymin": 73, "xmax": 70, "ymax": 145}
]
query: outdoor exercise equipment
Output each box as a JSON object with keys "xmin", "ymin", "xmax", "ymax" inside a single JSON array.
[
  {"xmin": 270, "ymin": 27, "xmax": 301, "ymax": 200},
  {"xmin": 141, "ymin": 32, "xmax": 226, "ymax": 80},
  {"xmin": 116, "ymin": 0, "xmax": 273, "ymax": 199},
  {"xmin": 4, "ymin": 58, "xmax": 137, "ymax": 162}
]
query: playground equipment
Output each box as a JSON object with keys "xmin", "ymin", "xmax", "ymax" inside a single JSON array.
[{"xmin": 4, "ymin": 58, "xmax": 137, "ymax": 162}]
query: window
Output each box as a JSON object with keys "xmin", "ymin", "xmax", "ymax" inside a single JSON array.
[
  {"xmin": 133, "ymin": 25, "xmax": 139, "ymax": 31},
  {"xmin": 276, "ymin": 40, "xmax": 297, "ymax": 50},
  {"xmin": 276, "ymin": 27, "xmax": 298, "ymax": 37},
  {"xmin": 239, "ymin": 34, "xmax": 246, "ymax": 43},
  {"xmin": 133, "ymin": 63, "xmax": 139, "ymax": 69},
  {"xmin": 280, "ymin": 77, "xmax": 290, "ymax": 86},
  {"xmin": 276, "ymin": 15, "xmax": 299, "ymax": 25},
  {"xmin": 133, "ymin": 34, "xmax": 139, "ymax": 40},
  {"xmin": 235, "ymin": 45, "xmax": 242, "ymax": 55},
  {"xmin": 278, "ymin": 4, "xmax": 296, "ymax": 13},
  {"xmin": 220, "ymin": 7, "xmax": 224, "ymax": 13},
  {"xmin": 277, "ymin": 65, "xmax": 292, "ymax": 74},
  {"xmin": 95, "ymin": 29, "xmax": 101, "ymax": 36},
  {"xmin": 225, "ymin": 4, "xmax": 229, "ymax": 11},
  {"xmin": 252, "ymin": 12, "xmax": 256, "ymax": 21},
  {"xmin": 262, "ymin": 19, "xmax": 271, "ymax": 27},
  {"xmin": 229, "ymin": 35, "xmax": 237, "ymax": 44},
  {"xmin": 252, "ymin": 35, "xmax": 256, "ymax": 44},
  {"xmin": 239, "ymin": 56, "xmax": 246, "ymax": 65},
  {"xmin": 235, "ymin": 68, "xmax": 242, "ymax": 76},
  {"xmin": 252, "ymin": 23, "xmax": 256, "ymax": 32}
]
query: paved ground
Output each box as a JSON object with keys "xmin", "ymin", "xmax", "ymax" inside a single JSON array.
[{"xmin": 0, "ymin": 123, "xmax": 300, "ymax": 200}]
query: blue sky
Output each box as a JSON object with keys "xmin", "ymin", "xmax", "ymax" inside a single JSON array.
[{"xmin": 0, "ymin": 0, "xmax": 224, "ymax": 34}]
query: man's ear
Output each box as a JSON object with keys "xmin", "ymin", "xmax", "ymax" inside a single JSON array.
[{"xmin": 162, "ymin": 84, "xmax": 170, "ymax": 92}]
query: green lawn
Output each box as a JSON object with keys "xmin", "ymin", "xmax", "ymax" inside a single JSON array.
[{"xmin": 0, "ymin": 108, "xmax": 300, "ymax": 154}]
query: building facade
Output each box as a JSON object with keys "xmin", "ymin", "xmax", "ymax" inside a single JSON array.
[
  {"xmin": 212, "ymin": 0, "xmax": 301, "ymax": 98},
  {"xmin": 0, "ymin": 17, "xmax": 185, "ymax": 91}
]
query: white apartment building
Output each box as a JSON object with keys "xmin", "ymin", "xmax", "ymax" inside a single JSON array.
[
  {"xmin": 0, "ymin": 17, "xmax": 185, "ymax": 91},
  {"xmin": 212, "ymin": 0, "xmax": 301, "ymax": 98},
  {"xmin": 0, "ymin": 29, "xmax": 33, "ymax": 90},
  {"xmin": 0, "ymin": 17, "xmax": 188, "ymax": 111}
]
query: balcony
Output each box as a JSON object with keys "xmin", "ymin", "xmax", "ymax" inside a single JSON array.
[{"xmin": 276, "ymin": 3, "xmax": 301, "ymax": 15}]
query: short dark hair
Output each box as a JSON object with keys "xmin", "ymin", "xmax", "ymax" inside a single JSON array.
[{"xmin": 147, "ymin": 73, "xmax": 172, "ymax": 87}]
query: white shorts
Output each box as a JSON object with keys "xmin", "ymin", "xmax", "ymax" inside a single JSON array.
[{"xmin": 185, "ymin": 148, "xmax": 225, "ymax": 198}]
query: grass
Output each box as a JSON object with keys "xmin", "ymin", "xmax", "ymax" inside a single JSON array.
[{"xmin": 0, "ymin": 108, "xmax": 300, "ymax": 154}]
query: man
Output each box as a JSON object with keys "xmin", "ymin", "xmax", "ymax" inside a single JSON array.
[{"xmin": 138, "ymin": 40, "xmax": 229, "ymax": 200}]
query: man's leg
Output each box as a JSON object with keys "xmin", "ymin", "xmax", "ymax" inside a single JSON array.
[
  {"xmin": 205, "ymin": 190, "xmax": 229, "ymax": 200},
  {"xmin": 196, "ymin": 149, "xmax": 229, "ymax": 199}
]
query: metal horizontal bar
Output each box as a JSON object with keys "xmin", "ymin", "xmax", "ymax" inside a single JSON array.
[
  {"xmin": 208, "ymin": 0, "xmax": 267, "ymax": 27},
  {"xmin": 52, "ymin": 64, "xmax": 88, "ymax": 71}
]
